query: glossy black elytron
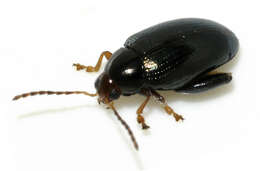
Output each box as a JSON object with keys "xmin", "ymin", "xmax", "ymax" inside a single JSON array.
[{"xmin": 101, "ymin": 18, "xmax": 239, "ymax": 97}]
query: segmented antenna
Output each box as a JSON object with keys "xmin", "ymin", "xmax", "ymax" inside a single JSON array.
[
  {"xmin": 13, "ymin": 91, "xmax": 138, "ymax": 150},
  {"xmin": 13, "ymin": 91, "xmax": 97, "ymax": 100},
  {"xmin": 109, "ymin": 103, "xmax": 139, "ymax": 150}
]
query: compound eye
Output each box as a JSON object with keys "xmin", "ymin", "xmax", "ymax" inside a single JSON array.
[
  {"xmin": 109, "ymin": 89, "xmax": 120, "ymax": 101},
  {"xmin": 94, "ymin": 76, "xmax": 102, "ymax": 90}
]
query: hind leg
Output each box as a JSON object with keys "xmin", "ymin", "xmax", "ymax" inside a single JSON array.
[
  {"xmin": 175, "ymin": 73, "xmax": 232, "ymax": 93},
  {"xmin": 73, "ymin": 51, "xmax": 112, "ymax": 72}
]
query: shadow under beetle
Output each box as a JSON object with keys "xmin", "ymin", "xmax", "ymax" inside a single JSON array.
[{"xmin": 13, "ymin": 18, "xmax": 239, "ymax": 150}]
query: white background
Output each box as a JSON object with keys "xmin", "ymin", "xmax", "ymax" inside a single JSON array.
[{"xmin": 0, "ymin": 0, "xmax": 259, "ymax": 170}]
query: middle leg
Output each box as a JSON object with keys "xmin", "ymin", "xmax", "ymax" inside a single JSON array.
[{"xmin": 150, "ymin": 89, "xmax": 184, "ymax": 122}]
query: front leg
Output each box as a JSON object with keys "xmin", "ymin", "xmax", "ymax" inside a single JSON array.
[
  {"xmin": 136, "ymin": 89, "xmax": 151, "ymax": 129},
  {"xmin": 137, "ymin": 95, "xmax": 151, "ymax": 129},
  {"xmin": 73, "ymin": 51, "xmax": 112, "ymax": 72}
]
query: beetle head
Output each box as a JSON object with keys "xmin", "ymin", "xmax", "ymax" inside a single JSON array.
[{"xmin": 95, "ymin": 72, "xmax": 121, "ymax": 104}]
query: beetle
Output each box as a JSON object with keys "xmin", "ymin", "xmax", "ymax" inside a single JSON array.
[{"xmin": 13, "ymin": 18, "xmax": 239, "ymax": 150}]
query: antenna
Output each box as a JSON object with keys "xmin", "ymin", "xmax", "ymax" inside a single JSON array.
[
  {"xmin": 109, "ymin": 103, "xmax": 139, "ymax": 150},
  {"xmin": 13, "ymin": 91, "xmax": 97, "ymax": 100}
]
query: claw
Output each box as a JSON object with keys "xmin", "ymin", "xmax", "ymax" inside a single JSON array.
[
  {"xmin": 173, "ymin": 113, "xmax": 184, "ymax": 122},
  {"xmin": 142, "ymin": 123, "xmax": 150, "ymax": 129}
]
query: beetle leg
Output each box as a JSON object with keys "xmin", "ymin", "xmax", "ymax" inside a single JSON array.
[
  {"xmin": 73, "ymin": 51, "xmax": 112, "ymax": 72},
  {"xmin": 175, "ymin": 73, "xmax": 232, "ymax": 93},
  {"xmin": 150, "ymin": 89, "xmax": 184, "ymax": 122},
  {"xmin": 136, "ymin": 95, "xmax": 151, "ymax": 129}
]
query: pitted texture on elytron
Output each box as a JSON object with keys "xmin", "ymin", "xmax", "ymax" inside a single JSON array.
[
  {"xmin": 142, "ymin": 45, "xmax": 193, "ymax": 82},
  {"xmin": 142, "ymin": 56, "xmax": 173, "ymax": 81},
  {"xmin": 143, "ymin": 57, "xmax": 158, "ymax": 72}
]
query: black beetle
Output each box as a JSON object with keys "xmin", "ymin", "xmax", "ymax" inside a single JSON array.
[{"xmin": 13, "ymin": 18, "xmax": 239, "ymax": 150}]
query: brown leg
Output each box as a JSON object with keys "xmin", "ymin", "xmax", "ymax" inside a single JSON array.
[
  {"xmin": 136, "ymin": 95, "xmax": 151, "ymax": 129},
  {"xmin": 73, "ymin": 51, "xmax": 112, "ymax": 72},
  {"xmin": 150, "ymin": 89, "xmax": 184, "ymax": 122}
]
